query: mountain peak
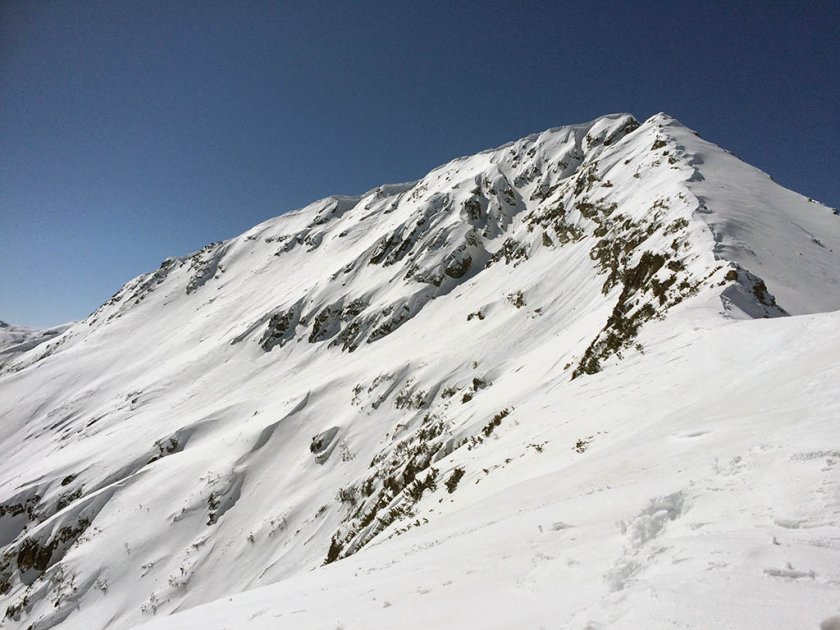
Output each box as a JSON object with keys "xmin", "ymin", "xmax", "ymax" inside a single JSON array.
[{"xmin": 0, "ymin": 114, "xmax": 838, "ymax": 630}]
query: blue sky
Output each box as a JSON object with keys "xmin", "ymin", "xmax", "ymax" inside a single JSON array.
[{"xmin": 2, "ymin": 0, "xmax": 838, "ymax": 327}]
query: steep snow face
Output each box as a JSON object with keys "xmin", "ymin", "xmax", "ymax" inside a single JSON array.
[
  {"xmin": 652, "ymin": 114, "xmax": 840, "ymax": 315},
  {"xmin": 0, "ymin": 113, "xmax": 837, "ymax": 630}
]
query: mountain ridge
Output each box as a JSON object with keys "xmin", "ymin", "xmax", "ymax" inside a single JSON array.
[
  {"xmin": 10, "ymin": 111, "xmax": 836, "ymax": 380},
  {"xmin": 1, "ymin": 112, "xmax": 838, "ymax": 630}
]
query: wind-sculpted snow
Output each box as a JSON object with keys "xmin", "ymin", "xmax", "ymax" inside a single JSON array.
[{"xmin": 0, "ymin": 113, "xmax": 838, "ymax": 630}]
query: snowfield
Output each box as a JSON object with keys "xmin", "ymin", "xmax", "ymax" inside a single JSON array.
[
  {"xmin": 0, "ymin": 113, "xmax": 838, "ymax": 630},
  {"xmin": 137, "ymin": 310, "xmax": 840, "ymax": 630}
]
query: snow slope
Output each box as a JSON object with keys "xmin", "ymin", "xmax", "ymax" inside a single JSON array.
[
  {"xmin": 135, "ymin": 309, "xmax": 840, "ymax": 630},
  {"xmin": 0, "ymin": 113, "xmax": 838, "ymax": 630},
  {"xmin": 0, "ymin": 322, "xmax": 72, "ymax": 371},
  {"xmin": 659, "ymin": 115, "xmax": 840, "ymax": 315}
]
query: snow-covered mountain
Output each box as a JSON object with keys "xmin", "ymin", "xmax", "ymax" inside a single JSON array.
[
  {"xmin": 0, "ymin": 322, "xmax": 72, "ymax": 371},
  {"xmin": 1, "ymin": 113, "xmax": 838, "ymax": 630}
]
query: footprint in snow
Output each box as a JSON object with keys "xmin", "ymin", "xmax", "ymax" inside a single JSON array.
[
  {"xmin": 671, "ymin": 430, "xmax": 710, "ymax": 439},
  {"xmin": 774, "ymin": 518, "xmax": 804, "ymax": 529},
  {"xmin": 605, "ymin": 491, "xmax": 687, "ymax": 591},
  {"xmin": 763, "ymin": 563, "xmax": 816, "ymax": 580}
]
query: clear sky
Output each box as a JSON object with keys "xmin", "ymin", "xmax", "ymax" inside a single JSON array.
[{"xmin": 2, "ymin": 1, "xmax": 838, "ymax": 327}]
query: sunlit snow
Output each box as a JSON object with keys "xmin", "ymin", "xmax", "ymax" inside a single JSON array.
[{"xmin": 1, "ymin": 113, "xmax": 838, "ymax": 630}]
